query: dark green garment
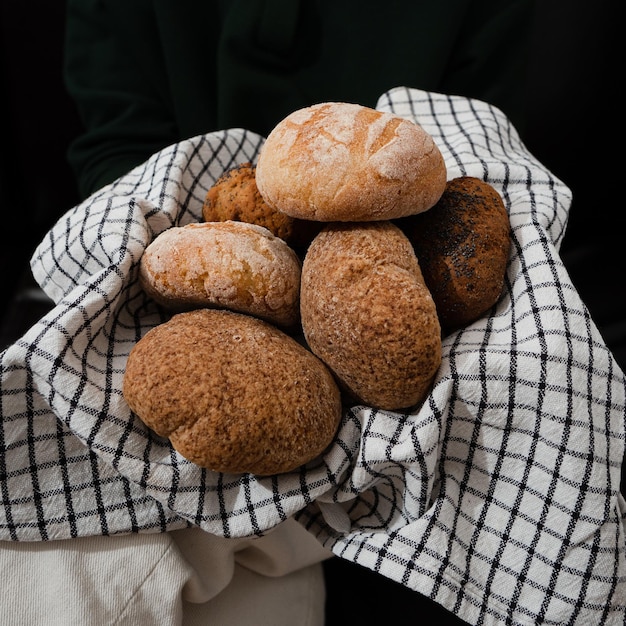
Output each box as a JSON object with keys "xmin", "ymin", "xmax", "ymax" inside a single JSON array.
[{"xmin": 64, "ymin": 0, "xmax": 533, "ymax": 198}]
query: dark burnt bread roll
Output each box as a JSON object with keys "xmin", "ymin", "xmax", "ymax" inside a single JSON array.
[{"xmin": 397, "ymin": 176, "xmax": 511, "ymax": 332}]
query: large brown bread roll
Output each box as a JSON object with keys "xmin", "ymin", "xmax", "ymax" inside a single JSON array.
[
  {"xmin": 139, "ymin": 221, "xmax": 302, "ymax": 328},
  {"xmin": 123, "ymin": 309, "xmax": 342, "ymax": 475},
  {"xmin": 397, "ymin": 176, "xmax": 511, "ymax": 332},
  {"xmin": 256, "ymin": 102, "xmax": 447, "ymax": 222},
  {"xmin": 300, "ymin": 221, "xmax": 442, "ymax": 411}
]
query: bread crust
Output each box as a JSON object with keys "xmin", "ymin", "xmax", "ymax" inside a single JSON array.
[
  {"xmin": 202, "ymin": 162, "xmax": 322, "ymax": 252},
  {"xmin": 122, "ymin": 309, "xmax": 342, "ymax": 475},
  {"xmin": 256, "ymin": 102, "xmax": 447, "ymax": 222},
  {"xmin": 139, "ymin": 221, "xmax": 301, "ymax": 328},
  {"xmin": 397, "ymin": 176, "xmax": 511, "ymax": 332},
  {"xmin": 300, "ymin": 221, "xmax": 441, "ymax": 410}
]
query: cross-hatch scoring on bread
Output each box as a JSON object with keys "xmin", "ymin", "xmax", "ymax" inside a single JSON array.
[{"xmin": 255, "ymin": 102, "xmax": 448, "ymax": 222}]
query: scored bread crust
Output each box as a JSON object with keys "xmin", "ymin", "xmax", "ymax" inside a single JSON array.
[
  {"xmin": 256, "ymin": 102, "xmax": 447, "ymax": 222},
  {"xmin": 139, "ymin": 221, "xmax": 302, "ymax": 328},
  {"xmin": 300, "ymin": 221, "xmax": 442, "ymax": 410},
  {"xmin": 122, "ymin": 309, "xmax": 342, "ymax": 475}
]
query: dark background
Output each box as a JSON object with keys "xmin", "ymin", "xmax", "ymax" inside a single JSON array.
[
  {"xmin": 0, "ymin": 2, "xmax": 622, "ymax": 623},
  {"xmin": 1, "ymin": 1, "xmax": 622, "ymax": 366}
]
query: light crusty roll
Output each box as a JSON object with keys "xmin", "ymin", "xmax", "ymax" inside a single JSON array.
[
  {"xmin": 300, "ymin": 221, "xmax": 442, "ymax": 411},
  {"xmin": 256, "ymin": 102, "xmax": 447, "ymax": 222},
  {"xmin": 123, "ymin": 309, "xmax": 342, "ymax": 475},
  {"xmin": 397, "ymin": 176, "xmax": 511, "ymax": 332},
  {"xmin": 139, "ymin": 221, "xmax": 301, "ymax": 328}
]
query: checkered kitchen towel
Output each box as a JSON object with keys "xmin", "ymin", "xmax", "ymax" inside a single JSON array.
[{"xmin": 1, "ymin": 87, "xmax": 625, "ymax": 624}]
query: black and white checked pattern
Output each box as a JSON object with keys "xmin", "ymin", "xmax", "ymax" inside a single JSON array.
[{"xmin": 1, "ymin": 88, "xmax": 624, "ymax": 624}]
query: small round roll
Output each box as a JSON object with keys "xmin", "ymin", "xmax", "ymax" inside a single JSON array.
[
  {"xmin": 397, "ymin": 176, "xmax": 511, "ymax": 332},
  {"xmin": 139, "ymin": 221, "xmax": 301, "ymax": 328},
  {"xmin": 256, "ymin": 102, "xmax": 447, "ymax": 222},
  {"xmin": 300, "ymin": 221, "xmax": 442, "ymax": 411},
  {"xmin": 123, "ymin": 309, "xmax": 342, "ymax": 475},
  {"xmin": 202, "ymin": 162, "xmax": 322, "ymax": 252}
]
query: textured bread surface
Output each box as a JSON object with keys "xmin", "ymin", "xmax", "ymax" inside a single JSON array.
[
  {"xmin": 202, "ymin": 162, "xmax": 322, "ymax": 251},
  {"xmin": 397, "ymin": 176, "xmax": 511, "ymax": 332},
  {"xmin": 300, "ymin": 221, "xmax": 441, "ymax": 410},
  {"xmin": 122, "ymin": 309, "xmax": 342, "ymax": 475},
  {"xmin": 139, "ymin": 221, "xmax": 301, "ymax": 327},
  {"xmin": 256, "ymin": 102, "xmax": 447, "ymax": 222}
]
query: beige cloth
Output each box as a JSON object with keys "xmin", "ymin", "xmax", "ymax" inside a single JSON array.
[{"xmin": 0, "ymin": 518, "xmax": 331, "ymax": 625}]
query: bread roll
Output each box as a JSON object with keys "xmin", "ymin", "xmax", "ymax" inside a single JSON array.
[
  {"xmin": 139, "ymin": 221, "xmax": 301, "ymax": 328},
  {"xmin": 300, "ymin": 221, "xmax": 441, "ymax": 411},
  {"xmin": 256, "ymin": 102, "xmax": 447, "ymax": 222},
  {"xmin": 202, "ymin": 162, "xmax": 322, "ymax": 252},
  {"xmin": 397, "ymin": 176, "xmax": 510, "ymax": 332},
  {"xmin": 123, "ymin": 309, "xmax": 342, "ymax": 475}
]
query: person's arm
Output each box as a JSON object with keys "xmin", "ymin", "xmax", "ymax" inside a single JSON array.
[{"xmin": 64, "ymin": 0, "xmax": 179, "ymax": 198}]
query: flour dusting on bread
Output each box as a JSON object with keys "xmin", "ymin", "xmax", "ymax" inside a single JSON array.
[{"xmin": 256, "ymin": 102, "xmax": 447, "ymax": 222}]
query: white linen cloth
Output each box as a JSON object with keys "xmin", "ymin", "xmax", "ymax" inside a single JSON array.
[
  {"xmin": 0, "ymin": 521, "xmax": 328, "ymax": 626},
  {"xmin": 1, "ymin": 87, "xmax": 624, "ymax": 624}
]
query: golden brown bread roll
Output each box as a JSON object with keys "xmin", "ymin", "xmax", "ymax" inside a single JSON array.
[
  {"xmin": 122, "ymin": 309, "xmax": 342, "ymax": 475},
  {"xmin": 396, "ymin": 176, "xmax": 511, "ymax": 332},
  {"xmin": 139, "ymin": 221, "xmax": 301, "ymax": 328},
  {"xmin": 256, "ymin": 102, "xmax": 447, "ymax": 222},
  {"xmin": 202, "ymin": 162, "xmax": 322, "ymax": 252},
  {"xmin": 300, "ymin": 221, "xmax": 441, "ymax": 411}
]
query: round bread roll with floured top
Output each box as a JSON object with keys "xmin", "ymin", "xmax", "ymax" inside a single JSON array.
[
  {"xmin": 202, "ymin": 162, "xmax": 322, "ymax": 252},
  {"xmin": 256, "ymin": 102, "xmax": 447, "ymax": 222},
  {"xmin": 123, "ymin": 309, "xmax": 342, "ymax": 475},
  {"xmin": 396, "ymin": 176, "xmax": 511, "ymax": 332},
  {"xmin": 139, "ymin": 221, "xmax": 301, "ymax": 328},
  {"xmin": 300, "ymin": 221, "xmax": 442, "ymax": 411}
]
